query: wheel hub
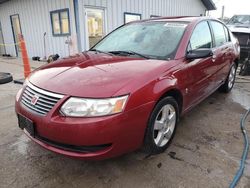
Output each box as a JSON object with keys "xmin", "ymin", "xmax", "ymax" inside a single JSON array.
[
  {"xmin": 153, "ymin": 104, "xmax": 176, "ymax": 147},
  {"xmin": 228, "ymin": 65, "xmax": 236, "ymax": 89}
]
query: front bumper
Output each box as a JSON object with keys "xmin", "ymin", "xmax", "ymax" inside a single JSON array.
[{"xmin": 15, "ymin": 90, "xmax": 155, "ymax": 160}]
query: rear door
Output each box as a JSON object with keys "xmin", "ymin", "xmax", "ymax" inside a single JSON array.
[
  {"xmin": 209, "ymin": 21, "xmax": 233, "ymax": 87},
  {"xmin": 185, "ymin": 21, "xmax": 216, "ymax": 106}
]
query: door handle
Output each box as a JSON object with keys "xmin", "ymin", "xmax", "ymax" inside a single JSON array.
[{"xmin": 212, "ymin": 54, "xmax": 217, "ymax": 62}]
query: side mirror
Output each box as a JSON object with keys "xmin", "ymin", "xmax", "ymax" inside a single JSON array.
[{"xmin": 186, "ymin": 49, "xmax": 213, "ymax": 60}]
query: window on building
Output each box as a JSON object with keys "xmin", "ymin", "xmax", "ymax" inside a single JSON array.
[
  {"xmin": 124, "ymin": 12, "xmax": 141, "ymax": 24},
  {"xmin": 50, "ymin": 9, "xmax": 70, "ymax": 36},
  {"xmin": 189, "ymin": 21, "xmax": 212, "ymax": 51},
  {"xmin": 210, "ymin": 21, "xmax": 227, "ymax": 47}
]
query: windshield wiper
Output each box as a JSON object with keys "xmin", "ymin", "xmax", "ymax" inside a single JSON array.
[
  {"xmin": 89, "ymin": 49, "xmax": 114, "ymax": 56},
  {"xmin": 108, "ymin": 50, "xmax": 150, "ymax": 59}
]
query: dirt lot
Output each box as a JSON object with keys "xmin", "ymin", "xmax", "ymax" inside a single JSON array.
[{"xmin": 0, "ymin": 57, "xmax": 249, "ymax": 188}]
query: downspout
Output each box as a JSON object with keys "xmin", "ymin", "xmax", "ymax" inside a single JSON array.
[{"xmin": 73, "ymin": 0, "xmax": 82, "ymax": 52}]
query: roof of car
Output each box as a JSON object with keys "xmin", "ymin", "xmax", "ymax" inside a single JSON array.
[{"xmin": 140, "ymin": 16, "xmax": 209, "ymax": 23}]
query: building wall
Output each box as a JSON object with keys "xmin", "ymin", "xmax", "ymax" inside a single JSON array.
[
  {"xmin": 0, "ymin": 0, "xmax": 206, "ymax": 58},
  {"xmin": 0, "ymin": 0, "xmax": 77, "ymax": 58}
]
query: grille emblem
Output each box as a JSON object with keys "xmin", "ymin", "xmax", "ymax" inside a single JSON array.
[{"xmin": 31, "ymin": 95, "xmax": 39, "ymax": 105}]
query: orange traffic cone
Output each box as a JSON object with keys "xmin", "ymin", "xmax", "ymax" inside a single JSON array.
[{"xmin": 18, "ymin": 34, "xmax": 31, "ymax": 78}]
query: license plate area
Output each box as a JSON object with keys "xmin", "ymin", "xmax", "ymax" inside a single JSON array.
[{"xmin": 18, "ymin": 114, "xmax": 35, "ymax": 137}]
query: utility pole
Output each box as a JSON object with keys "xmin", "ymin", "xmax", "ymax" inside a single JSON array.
[{"xmin": 221, "ymin": 5, "xmax": 225, "ymax": 19}]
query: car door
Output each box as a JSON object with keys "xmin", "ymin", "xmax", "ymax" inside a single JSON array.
[
  {"xmin": 209, "ymin": 21, "xmax": 233, "ymax": 87},
  {"xmin": 185, "ymin": 21, "xmax": 217, "ymax": 107}
]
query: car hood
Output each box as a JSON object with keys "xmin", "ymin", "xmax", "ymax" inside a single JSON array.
[
  {"xmin": 227, "ymin": 24, "xmax": 250, "ymax": 34},
  {"xmin": 29, "ymin": 52, "xmax": 170, "ymax": 98}
]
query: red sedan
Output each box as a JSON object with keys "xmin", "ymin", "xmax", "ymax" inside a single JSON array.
[{"xmin": 15, "ymin": 17, "xmax": 239, "ymax": 160}]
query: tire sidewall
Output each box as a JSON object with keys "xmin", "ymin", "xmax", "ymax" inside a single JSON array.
[
  {"xmin": 0, "ymin": 73, "xmax": 13, "ymax": 84},
  {"xmin": 144, "ymin": 96, "xmax": 179, "ymax": 154}
]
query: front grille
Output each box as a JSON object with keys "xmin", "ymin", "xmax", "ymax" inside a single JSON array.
[{"xmin": 21, "ymin": 82, "xmax": 64, "ymax": 115}]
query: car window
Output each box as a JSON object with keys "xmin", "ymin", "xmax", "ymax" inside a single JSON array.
[
  {"xmin": 189, "ymin": 21, "xmax": 212, "ymax": 51},
  {"xmin": 210, "ymin": 21, "xmax": 227, "ymax": 47},
  {"xmin": 93, "ymin": 21, "xmax": 188, "ymax": 60},
  {"xmin": 228, "ymin": 15, "xmax": 250, "ymax": 25},
  {"xmin": 223, "ymin": 26, "xmax": 230, "ymax": 42}
]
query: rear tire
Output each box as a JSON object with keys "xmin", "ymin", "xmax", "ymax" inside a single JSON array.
[
  {"xmin": 143, "ymin": 96, "xmax": 179, "ymax": 155},
  {"xmin": 219, "ymin": 63, "xmax": 237, "ymax": 93}
]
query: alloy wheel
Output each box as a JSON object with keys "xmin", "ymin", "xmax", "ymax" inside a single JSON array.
[
  {"xmin": 153, "ymin": 104, "xmax": 176, "ymax": 147},
  {"xmin": 228, "ymin": 65, "xmax": 236, "ymax": 89}
]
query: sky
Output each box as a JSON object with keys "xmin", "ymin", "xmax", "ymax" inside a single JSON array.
[{"xmin": 209, "ymin": 0, "xmax": 250, "ymax": 18}]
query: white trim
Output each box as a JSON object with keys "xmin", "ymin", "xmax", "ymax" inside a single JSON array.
[{"xmin": 27, "ymin": 81, "xmax": 64, "ymax": 99}]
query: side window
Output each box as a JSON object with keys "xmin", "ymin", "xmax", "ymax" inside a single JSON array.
[
  {"xmin": 223, "ymin": 26, "xmax": 230, "ymax": 42},
  {"xmin": 210, "ymin": 21, "xmax": 227, "ymax": 47},
  {"xmin": 189, "ymin": 21, "xmax": 212, "ymax": 51}
]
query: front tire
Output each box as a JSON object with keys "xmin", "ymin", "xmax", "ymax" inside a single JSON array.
[
  {"xmin": 219, "ymin": 63, "xmax": 237, "ymax": 93},
  {"xmin": 143, "ymin": 96, "xmax": 179, "ymax": 155}
]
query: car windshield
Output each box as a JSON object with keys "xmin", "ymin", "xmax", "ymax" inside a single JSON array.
[
  {"xmin": 228, "ymin": 15, "xmax": 250, "ymax": 25},
  {"xmin": 92, "ymin": 21, "xmax": 188, "ymax": 60}
]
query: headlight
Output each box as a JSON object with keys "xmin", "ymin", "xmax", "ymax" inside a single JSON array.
[{"xmin": 60, "ymin": 95, "xmax": 129, "ymax": 117}]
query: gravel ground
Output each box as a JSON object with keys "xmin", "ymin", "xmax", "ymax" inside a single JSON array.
[{"xmin": 0, "ymin": 57, "xmax": 249, "ymax": 188}]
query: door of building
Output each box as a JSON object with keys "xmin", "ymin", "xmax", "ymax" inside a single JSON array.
[
  {"xmin": 85, "ymin": 8, "xmax": 106, "ymax": 49},
  {"xmin": 0, "ymin": 21, "xmax": 6, "ymax": 55},
  {"xmin": 10, "ymin": 14, "xmax": 22, "ymax": 57}
]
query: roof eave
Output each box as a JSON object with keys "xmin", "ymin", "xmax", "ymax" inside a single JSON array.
[
  {"xmin": 0, "ymin": 0, "xmax": 10, "ymax": 4},
  {"xmin": 201, "ymin": 0, "xmax": 216, "ymax": 10}
]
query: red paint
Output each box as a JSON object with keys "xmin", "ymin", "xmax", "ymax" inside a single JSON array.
[{"xmin": 15, "ymin": 17, "xmax": 239, "ymax": 160}]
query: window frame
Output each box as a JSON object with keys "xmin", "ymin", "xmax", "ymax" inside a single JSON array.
[
  {"xmin": 50, "ymin": 8, "xmax": 71, "ymax": 37},
  {"xmin": 124, "ymin": 12, "xmax": 142, "ymax": 24},
  {"xmin": 223, "ymin": 25, "xmax": 231, "ymax": 42}
]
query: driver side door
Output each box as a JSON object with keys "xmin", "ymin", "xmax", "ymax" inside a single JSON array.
[{"xmin": 185, "ymin": 21, "xmax": 217, "ymax": 108}]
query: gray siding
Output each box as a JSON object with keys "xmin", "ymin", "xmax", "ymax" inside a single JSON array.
[
  {"xmin": 82, "ymin": 0, "xmax": 205, "ymax": 32},
  {"xmin": 0, "ymin": 0, "xmax": 77, "ymax": 58},
  {"xmin": 0, "ymin": 0, "xmax": 206, "ymax": 58}
]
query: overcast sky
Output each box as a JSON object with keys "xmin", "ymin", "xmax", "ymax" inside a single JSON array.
[{"xmin": 209, "ymin": 0, "xmax": 250, "ymax": 18}]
